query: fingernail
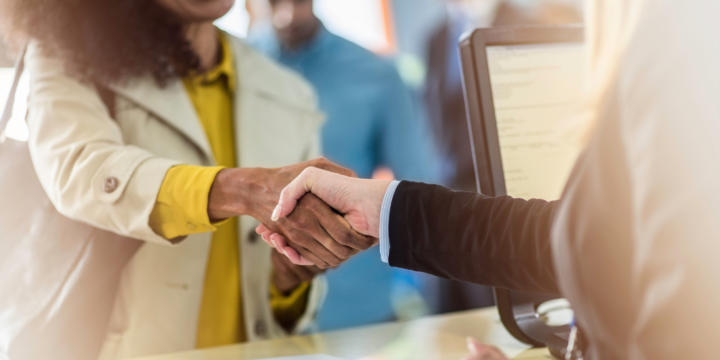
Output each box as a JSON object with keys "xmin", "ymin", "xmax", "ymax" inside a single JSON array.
[
  {"xmin": 271, "ymin": 205, "xmax": 282, "ymax": 221},
  {"xmin": 271, "ymin": 239, "xmax": 277, "ymax": 248}
]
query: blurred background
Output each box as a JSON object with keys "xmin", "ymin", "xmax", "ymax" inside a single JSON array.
[{"xmin": 0, "ymin": 0, "xmax": 583, "ymax": 333}]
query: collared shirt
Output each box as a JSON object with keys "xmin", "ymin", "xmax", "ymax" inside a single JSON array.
[
  {"xmin": 250, "ymin": 24, "xmax": 436, "ymax": 181},
  {"xmin": 148, "ymin": 32, "xmax": 309, "ymax": 348}
]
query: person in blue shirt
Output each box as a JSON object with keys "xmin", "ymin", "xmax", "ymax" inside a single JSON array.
[{"xmin": 249, "ymin": 0, "xmax": 438, "ymax": 330}]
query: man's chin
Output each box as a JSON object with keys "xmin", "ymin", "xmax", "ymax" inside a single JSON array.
[{"xmin": 276, "ymin": 26, "xmax": 316, "ymax": 49}]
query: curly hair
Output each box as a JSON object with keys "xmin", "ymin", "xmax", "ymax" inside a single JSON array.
[{"xmin": 0, "ymin": 0, "xmax": 201, "ymax": 86}]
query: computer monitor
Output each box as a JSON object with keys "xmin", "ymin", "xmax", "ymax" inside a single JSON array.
[{"xmin": 459, "ymin": 25, "xmax": 584, "ymax": 347}]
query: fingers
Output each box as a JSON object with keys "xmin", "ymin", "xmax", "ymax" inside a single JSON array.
[
  {"xmin": 289, "ymin": 236, "xmax": 339, "ymax": 268},
  {"xmin": 271, "ymin": 234, "xmax": 315, "ymax": 266},
  {"xmin": 272, "ymin": 167, "xmax": 321, "ymax": 221},
  {"xmin": 320, "ymin": 210, "xmax": 374, "ymax": 252},
  {"xmin": 277, "ymin": 195, "xmax": 350, "ymax": 267},
  {"xmin": 259, "ymin": 217, "xmax": 343, "ymax": 268},
  {"xmin": 311, "ymin": 157, "xmax": 358, "ymax": 178},
  {"xmin": 300, "ymin": 195, "xmax": 359, "ymax": 257},
  {"xmin": 261, "ymin": 226, "xmax": 331, "ymax": 267},
  {"xmin": 256, "ymin": 224, "xmax": 275, "ymax": 248}
]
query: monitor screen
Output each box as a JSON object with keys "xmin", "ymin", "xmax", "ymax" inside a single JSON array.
[{"xmin": 485, "ymin": 42, "xmax": 585, "ymax": 200}]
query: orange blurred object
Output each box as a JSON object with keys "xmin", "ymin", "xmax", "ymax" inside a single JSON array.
[{"xmin": 372, "ymin": 166, "xmax": 395, "ymax": 180}]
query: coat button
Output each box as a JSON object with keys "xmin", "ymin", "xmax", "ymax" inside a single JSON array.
[
  {"xmin": 186, "ymin": 223, "xmax": 197, "ymax": 231},
  {"xmin": 103, "ymin": 177, "xmax": 119, "ymax": 193},
  {"xmin": 248, "ymin": 230, "xmax": 260, "ymax": 244},
  {"xmin": 254, "ymin": 319, "xmax": 267, "ymax": 337}
]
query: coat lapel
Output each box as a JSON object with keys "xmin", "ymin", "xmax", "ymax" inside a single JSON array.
[
  {"xmin": 230, "ymin": 38, "xmax": 324, "ymax": 169},
  {"xmin": 110, "ymin": 77, "xmax": 215, "ymax": 163},
  {"xmin": 110, "ymin": 36, "xmax": 323, "ymax": 169}
]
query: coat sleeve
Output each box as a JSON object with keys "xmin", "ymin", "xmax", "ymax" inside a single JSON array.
[
  {"xmin": 25, "ymin": 43, "xmax": 182, "ymax": 246},
  {"xmin": 388, "ymin": 181, "xmax": 560, "ymax": 294}
]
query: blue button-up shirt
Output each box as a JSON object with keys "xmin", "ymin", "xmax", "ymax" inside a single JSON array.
[
  {"xmin": 250, "ymin": 25, "xmax": 437, "ymax": 330},
  {"xmin": 250, "ymin": 25, "xmax": 435, "ymax": 181}
]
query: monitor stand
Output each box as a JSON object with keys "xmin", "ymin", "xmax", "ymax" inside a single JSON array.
[{"xmin": 494, "ymin": 288, "xmax": 570, "ymax": 346}]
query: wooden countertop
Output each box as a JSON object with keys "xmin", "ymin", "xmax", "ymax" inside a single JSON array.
[{"xmin": 131, "ymin": 307, "xmax": 553, "ymax": 360}]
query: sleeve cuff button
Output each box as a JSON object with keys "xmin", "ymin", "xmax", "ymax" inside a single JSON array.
[{"xmin": 103, "ymin": 177, "xmax": 119, "ymax": 193}]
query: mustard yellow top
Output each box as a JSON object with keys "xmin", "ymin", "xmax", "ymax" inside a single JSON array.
[{"xmin": 149, "ymin": 32, "xmax": 310, "ymax": 349}]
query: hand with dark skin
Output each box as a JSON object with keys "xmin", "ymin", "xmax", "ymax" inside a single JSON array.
[
  {"xmin": 271, "ymin": 248, "xmax": 324, "ymax": 294},
  {"xmin": 207, "ymin": 158, "xmax": 376, "ymax": 269},
  {"xmin": 256, "ymin": 166, "xmax": 386, "ymax": 265}
]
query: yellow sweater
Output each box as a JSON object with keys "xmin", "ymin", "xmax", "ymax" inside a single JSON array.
[{"xmin": 148, "ymin": 32, "xmax": 309, "ymax": 349}]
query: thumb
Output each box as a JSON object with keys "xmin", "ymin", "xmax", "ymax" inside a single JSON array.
[{"xmin": 272, "ymin": 167, "xmax": 324, "ymax": 221}]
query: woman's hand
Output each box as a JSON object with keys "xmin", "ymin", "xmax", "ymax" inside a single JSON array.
[
  {"xmin": 207, "ymin": 158, "xmax": 374, "ymax": 269},
  {"xmin": 461, "ymin": 338, "xmax": 509, "ymax": 360},
  {"xmin": 257, "ymin": 166, "xmax": 391, "ymax": 265}
]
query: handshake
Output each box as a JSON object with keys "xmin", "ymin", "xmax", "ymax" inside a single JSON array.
[
  {"xmin": 208, "ymin": 158, "xmax": 390, "ymax": 270},
  {"xmin": 208, "ymin": 159, "xmax": 509, "ymax": 360}
]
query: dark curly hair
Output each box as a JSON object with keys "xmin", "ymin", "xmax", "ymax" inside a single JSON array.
[{"xmin": 0, "ymin": 0, "xmax": 201, "ymax": 86}]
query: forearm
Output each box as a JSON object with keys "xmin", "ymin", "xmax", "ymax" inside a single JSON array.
[
  {"xmin": 207, "ymin": 167, "xmax": 281, "ymax": 221},
  {"xmin": 151, "ymin": 165, "xmax": 300, "ymax": 240},
  {"xmin": 387, "ymin": 181, "xmax": 560, "ymax": 294}
]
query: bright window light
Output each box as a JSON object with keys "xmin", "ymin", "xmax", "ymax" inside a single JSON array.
[
  {"xmin": 215, "ymin": 0, "xmax": 251, "ymax": 38},
  {"xmin": 216, "ymin": 0, "xmax": 394, "ymax": 53},
  {"xmin": 0, "ymin": 68, "xmax": 29, "ymax": 142},
  {"xmin": 315, "ymin": 0, "xmax": 393, "ymax": 53}
]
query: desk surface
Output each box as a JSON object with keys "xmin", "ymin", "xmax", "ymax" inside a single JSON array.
[{"xmin": 132, "ymin": 307, "xmax": 552, "ymax": 360}]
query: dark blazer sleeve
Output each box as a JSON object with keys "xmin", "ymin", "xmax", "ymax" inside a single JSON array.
[{"xmin": 388, "ymin": 181, "xmax": 560, "ymax": 294}]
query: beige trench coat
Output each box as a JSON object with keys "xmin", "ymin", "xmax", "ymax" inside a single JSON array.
[{"xmin": 5, "ymin": 35, "xmax": 326, "ymax": 360}]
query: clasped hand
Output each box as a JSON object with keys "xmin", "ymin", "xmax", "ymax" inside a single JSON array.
[
  {"xmin": 255, "ymin": 165, "xmax": 392, "ymax": 266},
  {"xmin": 254, "ymin": 165, "xmax": 511, "ymax": 360},
  {"xmin": 208, "ymin": 158, "xmax": 375, "ymax": 269}
]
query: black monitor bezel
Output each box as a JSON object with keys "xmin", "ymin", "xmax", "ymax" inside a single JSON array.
[
  {"xmin": 461, "ymin": 24, "xmax": 584, "ymax": 201},
  {"xmin": 459, "ymin": 24, "xmax": 584, "ymax": 347}
]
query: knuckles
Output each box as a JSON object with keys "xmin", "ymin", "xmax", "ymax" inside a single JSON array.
[
  {"xmin": 310, "ymin": 157, "xmax": 356, "ymax": 178},
  {"xmin": 335, "ymin": 231, "xmax": 357, "ymax": 248},
  {"xmin": 358, "ymin": 236, "xmax": 376, "ymax": 250},
  {"xmin": 289, "ymin": 215, "xmax": 312, "ymax": 232},
  {"xmin": 335, "ymin": 245, "xmax": 353, "ymax": 260},
  {"xmin": 326, "ymin": 257, "xmax": 342, "ymax": 268}
]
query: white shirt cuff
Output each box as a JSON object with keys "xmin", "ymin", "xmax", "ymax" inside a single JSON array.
[{"xmin": 379, "ymin": 180, "xmax": 401, "ymax": 263}]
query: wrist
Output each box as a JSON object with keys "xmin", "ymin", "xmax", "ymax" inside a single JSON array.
[
  {"xmin": 272, "ymin": 272, "xmax": 302, "ymax": 295},
  {"xmin": 365, "ymin": 180, "xmax": 393, "ymax": 238},
  {"xmin": 208, "ymin": 168, "xmax": 275, "ymax": 221}
]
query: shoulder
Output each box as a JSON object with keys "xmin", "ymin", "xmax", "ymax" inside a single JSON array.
[
  {"xmin": 325, "ymin": 34, "xmax": 405, "ymax": 91},
  {"xmin": 25, "ymin": 42, "xmax": 72, "ymax": 80},
  {"xmin": 226, "ymin": 34, "xmax": 318, "ymax": 111},
  {"xmin": 330, "ymin": 34, "xmax": 395, "ymax": 71}
]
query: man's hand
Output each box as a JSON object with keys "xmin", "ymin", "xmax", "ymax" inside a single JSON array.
[
  {"xmin": 207, "ymin": 158, "xmax": 355, "ymax": 221},
  {"xmin": 273, "ymin": 167, "xmax": 391, "ymax": 238},
  {"xmin": 271, "ymin": 248, "xmax": 324, "ymax": 294},
  {"xmin": 257, "ymin": 167, "xmax": 390, "ymax": 265},
  {"xmin": 207, "ymin": 158, "xmax": 373, "ymax": 269}
]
